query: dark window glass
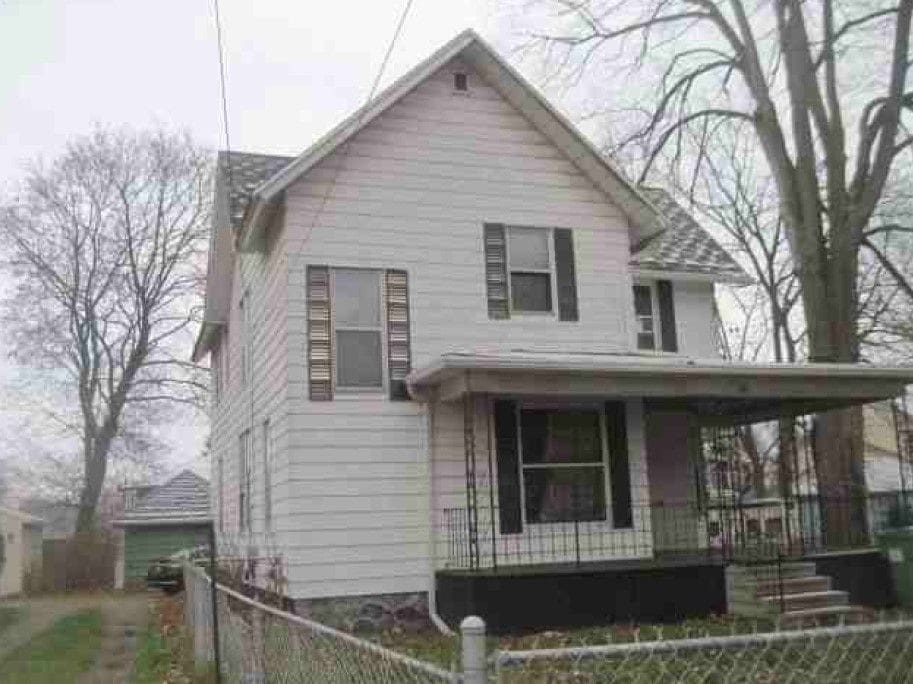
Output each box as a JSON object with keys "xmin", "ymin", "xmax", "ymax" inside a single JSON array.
[
  {"xmin": 454, "ymin": 72, "xmax": 468, "ymax": 91},
  {"xmin": 510, "ymin": 272, "xmax": 552, "ymax": 312},
  {"xmin": 336, "ymin": 330, "xmax": 383, "ymax": 387},
  {"xmin": 633, "ymin": 285, "xmax": 653, "ymax": 316},
  {"xmin": 524, "ymin": 467, "xmax": 606, "ymax": 523},
  {"xmin": 521, "ymin": 410, "xmax": 602, "ymax": 464}
]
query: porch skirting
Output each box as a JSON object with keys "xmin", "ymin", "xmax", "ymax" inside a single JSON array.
[
  {"xmin": 292, "ymin": 591, "xmax": 431, "ymax": 633},
  {"xmin": 435, "ymin": 556, "xmax": 727, "ymax": 634}
]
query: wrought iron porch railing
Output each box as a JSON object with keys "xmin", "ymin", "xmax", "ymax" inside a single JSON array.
[{"xmin": 439, "ymin": 492, "xmax": 913, "ymax": 571}]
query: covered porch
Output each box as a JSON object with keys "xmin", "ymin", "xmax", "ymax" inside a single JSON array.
[{"xmin": 408, "ymin": 351, "xmax": 913, "ymax": 631}]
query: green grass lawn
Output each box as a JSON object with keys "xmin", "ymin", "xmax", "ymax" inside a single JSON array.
[
  {"xmin": 132, "ymin": 622, "xmax": 172, "ymax": 684},
  {"xmin": 0, "ymin": 609, "xmax": 102, "ymax": 683},
  {"xmin": 0, "ymin": 605, "xmax": 23, "ymax": 633}
]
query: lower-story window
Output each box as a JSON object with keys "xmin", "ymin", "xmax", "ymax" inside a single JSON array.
[{"xmin": 520, "ymin": 409, "xmax": 607, "ymax": 523}]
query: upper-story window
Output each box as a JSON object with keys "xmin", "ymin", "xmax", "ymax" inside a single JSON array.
[
  {"xmin": 632, "ymin": 280, "xmax": 678, "ymax": 352},
  {"xmin": 484, "ymin": 224, "xmax": 578, "ymax": 322},
  {"xmin": 332, "ymin": 269, "xmax": 384, "ymax": 390},
  {"xmin": 633, "ymin": 284, "xmax": 659, "ymax": 350},
  {"xmin": 508, "ymin": 227, "xmax": 553, "ymax": 313},
  {"xmin": 306, "ymin": 266, "xmax": 412, "ymax": 401}
]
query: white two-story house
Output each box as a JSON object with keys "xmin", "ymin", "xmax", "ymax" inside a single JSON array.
[{"xmin": 193, "ymin": 30, "xmax": 913, "ymax": 634}]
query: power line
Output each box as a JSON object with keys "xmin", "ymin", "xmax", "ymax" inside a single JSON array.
[
  {"xmin": 304, "ymin": 0, "xmax": 416, "ymax": 243},
  {"xmin": 212, "ymin": 0, "xmax": 234, "ymax": 196}
]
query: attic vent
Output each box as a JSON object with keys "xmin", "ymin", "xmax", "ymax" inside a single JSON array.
[{"xmin": 453, "ymin": 72, "xmax": 468, "ymax": 92}]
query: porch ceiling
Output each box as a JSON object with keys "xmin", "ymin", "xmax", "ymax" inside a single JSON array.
[{"xmin": 406, "ymin": 351, "xmax": 913, "ymax": 424}]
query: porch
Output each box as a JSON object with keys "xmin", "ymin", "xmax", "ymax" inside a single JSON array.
[{"xmin": 407, "ymin": 351, "xmax": 913, "ymax": 631}]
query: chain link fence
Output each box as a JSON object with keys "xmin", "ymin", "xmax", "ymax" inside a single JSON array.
[
  {"xmin": 183, "ymin": 564, "xmax": 462, "ymax": 683},
  {"xmin": 493, "ymin": 618, "xmax": 913, "ymax": 682}
]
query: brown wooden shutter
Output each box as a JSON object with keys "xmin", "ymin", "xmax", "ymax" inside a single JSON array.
[
  {"xmin": 606, "ymin": 401, "xmax": 633, "ymax": 528},
  {"xmin": 385, "ymin": 269, "xmax": 411, "ymax": 400},
  {"xmin": 657, "ymin": 279, "xmax": 678, "ymax": 352},
  {"xmin": 553, "ymin": 228, "xmax": 579, "ymax": 322},
  {"xmin": 484, "ymin": 223, "xmax": 509, "ymax": 319},
  {"xmin": 493, "ymin": 400, "xmax": 522, "ymax": 534},
  {"xmin": 306, "ymin": 265, "xmax": 333, "ymax": 400}
]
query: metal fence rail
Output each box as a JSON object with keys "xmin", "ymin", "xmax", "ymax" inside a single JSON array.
[
  {"xmin": 493, "ymin": 618, "xmax": 913, "ymax": 682},
  {"xmin": 183, "ymin": 564, "xmax": 461, "ymax": 683}
]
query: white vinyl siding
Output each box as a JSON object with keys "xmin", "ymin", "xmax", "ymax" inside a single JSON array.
[
  {"xmin": 210, "ymin": 205, "xmax": 288, "ymax": 559},
  {"xmin": 210, "ymin": 56, "xmax": 718, "ymax": 599},
  {"xmin": 280, "ymin": 57, "xmax": 644, "ymax": 599}
]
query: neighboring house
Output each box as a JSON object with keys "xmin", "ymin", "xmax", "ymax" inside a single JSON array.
[
  {"xmin": 18, "ymin": 499, "xmax": 78, "ymax": 541},
  {"xmin": 113, "ymin": 470, "xmax": 211, "ymax": 588},
  {"xmin": 0, "ymin": 507, "xmax": 43, "ymax": 597},
  {"xmin": 193, "ymin": 30, "xmax": 913, "ymax": 632}
]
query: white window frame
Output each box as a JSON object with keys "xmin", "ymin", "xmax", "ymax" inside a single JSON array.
[
  {"xmin": 239, "ymin": 291, "xmax": 250, "ymax": 386},
  {"xmin": 632, "ymin": 281, "xmax": 661, "ymax": 351},
  {"xmin": 239, "ymin": 429, "xmax": 252, "ymax": 532},
  {"xmin": 505, "ymin": 225, "xmax": 558, "ymax": 318},
  {"xmin": 212, "ymin": 344, "xmax": 222, "ymax": 405},
  {"xmin": 330, "ymin": 268, "xmax": 388, "ymax": 394},
  {"xmin": 515, "ymin": 403, "xmax": 612, "ymax": 526},
  {"xmin": 262, "ymin": 418, "xmax": 272, "ymax": 532},
  {"xmin": 217, "ymin": 454, "xmax": 224, "ymax": 533}
]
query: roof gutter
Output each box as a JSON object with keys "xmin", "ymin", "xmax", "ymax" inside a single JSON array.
[{"xmin": 630, "ymin": 267, "xmax": 755, "ymax": 286}]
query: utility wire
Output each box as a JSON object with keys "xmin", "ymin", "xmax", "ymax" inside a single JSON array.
[
  {"xmin": 304, "ymin": 0, "xmax": 415, "ymax": 243},
  {"xmin": 213, "ymin": 0, "xmax": 233, "ymax": 192}
]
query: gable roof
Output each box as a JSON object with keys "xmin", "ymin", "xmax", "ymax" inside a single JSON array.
[
  {"xmin": 631, "ymin": 188, "xmax": 751, "ymax": 284},
  {"xmin": 237, "ymin": 28, "xmax": 663, "ymax": 251},
  {"xmin": 116, "ymin": 469, "xmax": 210, "ymax": 526}
]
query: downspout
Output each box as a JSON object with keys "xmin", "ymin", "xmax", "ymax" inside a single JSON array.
[{"xmin": 425, "ymin": 397, "xmax": 454, "ymax": 636}]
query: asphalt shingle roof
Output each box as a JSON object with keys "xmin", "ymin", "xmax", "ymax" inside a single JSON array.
[
  {"xmin": 221, "ymin": 152, "xmax": 294, "ymax": 231},
  {"xmin": 121, "ymin": 469, "xmax": 210, "ymax": 525},
  {"xmin": 220, "ymin": 152, "xmax": 748, "ymax": 282},
  {"xmin": 632, "ymin": 187, "xmax": 748, "ymax": 281}
]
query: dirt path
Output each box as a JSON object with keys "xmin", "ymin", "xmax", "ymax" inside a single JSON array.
[
  {"xmin": 76, "ymin": 593, "xmax": 149, "ymax": 683},
  {"xmin": 0, "ymin": 593, "xmax": 108, "ymax": 662},
  {"xmin": 0, "ymin": 592, "xmax": 150, "ymax": 682}
]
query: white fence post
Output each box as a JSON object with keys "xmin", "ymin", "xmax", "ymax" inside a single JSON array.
[{"xmin": 460, "ymin": 616, "xmax": 487, "ymax": 684}]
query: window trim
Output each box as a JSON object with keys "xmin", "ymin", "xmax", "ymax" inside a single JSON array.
[
  {"xmin": 262, "ymin": 418, "xmax": 272, "ymax": 532},
  {"xmin": 632, "ymin": 281, "xmax": 662, "ymax": 351},
  {"xmin": 239, "ymin": 291, "xmax": 250, "ymax": 386},
  {"xmin": 505, "ymin": 225, "xmax": 558, "ymax": 317},
  {"xmin": 239, "ymin": 429, "xmax": 252, "ymax": 533},
  {"xmin": 515, "ymin": 403, "xmax": 613, "ymax": 526},
  {"xmin": 330, "ymin": 267, "xmax": 388, "ymax": 394}
]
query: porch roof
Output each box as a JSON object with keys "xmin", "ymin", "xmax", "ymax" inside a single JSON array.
[{"xmin": 406, "ymin": 350, "xmax": 913, "ymax": 425}]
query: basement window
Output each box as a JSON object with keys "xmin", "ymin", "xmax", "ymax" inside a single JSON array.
[{"xmin": 453, "ymin": 72, "xmax": 468, "ymax": 92}]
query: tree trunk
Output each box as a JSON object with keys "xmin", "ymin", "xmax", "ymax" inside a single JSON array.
[
  {"xmin": 802, "ymin": 241, "xmax": 869, "ymax": 547},
  {"xmin": 75, "ymin": 432, "xmax": 113, "ymax": 533}
]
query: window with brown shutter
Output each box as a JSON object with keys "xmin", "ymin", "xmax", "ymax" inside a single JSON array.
[
  {"xmin": 484, "ymin": 224, "xmax": 579, "ymax": 320},
  {"xmin": 306, "ymin": 265, "xmax": 332, "ymax": 400},
  {"xmin": 385, "ymin": 269, "xmax": 411, "ymax": 400},
  {"xmin": 306, "ymin": 265, "xmax": 411, "ymax": 401},
  {"xmin": 484, "ymin": 224, "xmax": 509, "ymax": 319}
]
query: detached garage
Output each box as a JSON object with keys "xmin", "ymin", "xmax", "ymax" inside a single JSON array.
[
  {"xmin": 0, "ymin": 507, "xmax": 43, "ymax": 597},
  {"xmin": 114, "ymin": 470, "xmax": 211, "ymax": 588}
]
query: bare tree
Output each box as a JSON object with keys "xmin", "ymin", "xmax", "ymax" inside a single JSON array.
[
  {"xmin": 0, "ymin": 128, "xmax": 211, "ymax": 532},
  {"xmin": 518, "ymin": 0, "xmax": 913, "ymax": 540}
]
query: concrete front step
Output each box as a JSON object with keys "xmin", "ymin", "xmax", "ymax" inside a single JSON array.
[
  {"xmin": 779, "ymin": 605, "xmax": 876, "ymax": 629},
  {"xmin": 756, "ymin": 575, "xmax": 831, "ymax": 598},
  {"xmin": 762, "ymin": 590, "xmax": 848, "ymax": 612},
  {"xmin": 742, "ymin": 562, "xmax": 818, "ymax": 580}
]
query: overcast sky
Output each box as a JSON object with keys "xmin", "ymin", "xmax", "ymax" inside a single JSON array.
[{"xmin": 1, "ymin": 0, "xmax": 522, "ymax": 485}]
